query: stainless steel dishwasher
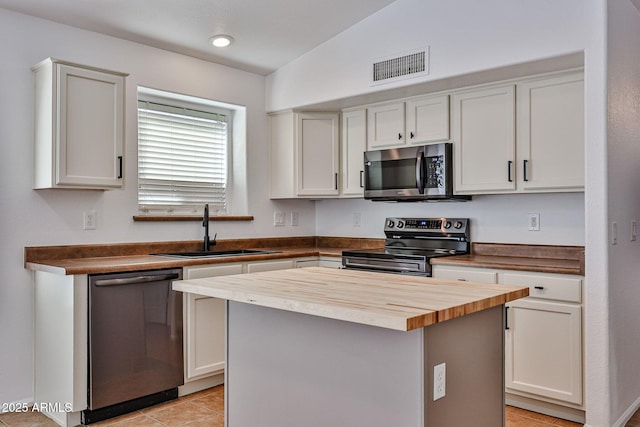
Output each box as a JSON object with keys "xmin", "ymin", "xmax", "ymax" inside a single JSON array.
[{"xmin": 82, "ymin": 268, "xmax": 184, "ymax": 424}]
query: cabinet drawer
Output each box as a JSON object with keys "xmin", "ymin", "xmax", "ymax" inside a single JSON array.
[
  {"xmin": 245, "ymin": 260, "xmax": 295, "ymax": 273},
  {"xmin": 184, "ymin": 263, "xmax": 243, "ymax": 279},
  {"xmin": 501, "ymin": 273, "xmax": 582, "ymax": 303},
  {"xmin": 432, "ymin": 267, "xmax": 498, "ymax": 284}
]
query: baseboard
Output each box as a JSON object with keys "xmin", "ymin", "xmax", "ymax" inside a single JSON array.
[
  {"xmin": 611, "ymin": 394, "xmax": 640, "ymax": 427},
  {"xmin": 506, "ymin": 393, "xmax": 585, "ymax": 424},
  {"xmin": 179, "ymin": 373, "xmax": 224, "ymax": 396}
]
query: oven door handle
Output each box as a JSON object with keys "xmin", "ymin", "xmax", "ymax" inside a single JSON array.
[
  {"xmin": 344, "ymin": 262, "xmax": 422, "ymax": 274},
  {"xmin": 94, "ymin": 273, "xmax": 180, "ymax": 286},
  {"xmin": 416, "ymin": 147, "xmax": 425, "ymax": 194}
]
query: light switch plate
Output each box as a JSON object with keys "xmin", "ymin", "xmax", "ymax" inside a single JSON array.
[
  {"xmin": 274, "ymin": 211, "xmax": 285, "ymax": 227},
  {"xmin": 528, "ymin": 213, "xmax": 540, "ymax": 231}
]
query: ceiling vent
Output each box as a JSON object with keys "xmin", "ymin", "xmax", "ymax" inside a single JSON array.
[{"xmin": 371, "ymin": 47, "xmax": 430, "ymax": 86}]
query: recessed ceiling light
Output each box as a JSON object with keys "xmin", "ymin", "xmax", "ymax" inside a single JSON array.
[{"xmin": 209, "ymin": 35, "xmax": 234, "ymax": 48}]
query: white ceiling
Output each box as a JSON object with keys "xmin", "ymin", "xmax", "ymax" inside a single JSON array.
[{"xmin": 0, "ymin": 0, "xmax": 397, "ymax": 75}]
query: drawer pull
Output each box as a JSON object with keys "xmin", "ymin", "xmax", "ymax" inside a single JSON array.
[
  {"xmin": 457, "ymin": 278, "xmax": 467, "ymax": 281},
  {"xmin": 534, "ymin": 286, "xmax": 545, "ymax": 290}
]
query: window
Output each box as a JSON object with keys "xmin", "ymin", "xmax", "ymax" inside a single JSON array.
[{"xmin": 137, "ymin": 89, "xmax": 233, "ymax": 215}]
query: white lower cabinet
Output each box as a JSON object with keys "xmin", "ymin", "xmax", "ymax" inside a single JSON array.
[
  {"xmin": 505, "ymin": 298, "xmax": 582, "ymax": 405},
  {"xmin": 502, "ymin": 272, "xmax": 582, "ymax": 406},
  {"xmin": 182, "ymin": 257, "xmax": 334, "ymax": 392},
  {"xmin": 432, "ymin": 265, "xmax": 583, "ymax": 412},
  {"xmin": 183, "ymin": 263, "xmax": 242, "ymax": 383}
]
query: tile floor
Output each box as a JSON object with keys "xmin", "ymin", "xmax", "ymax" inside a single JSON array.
[{"xmin": 1, "ymin": 386, "xmax": 638, "ymax": 427}]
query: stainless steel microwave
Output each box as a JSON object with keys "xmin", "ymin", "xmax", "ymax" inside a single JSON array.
[{"xmin": 363, "ymin": 143, "xmax": 468, "ymax": 201}]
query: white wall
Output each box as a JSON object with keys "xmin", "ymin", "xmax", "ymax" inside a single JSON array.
[
  {"xmin": 0, "ymin": 9, "xmax": 315, "ymax": 406},
  {"xmin": 606, "ymin": 0, "xmax": 640, "ymax": 424},
  {"xmin": 266, "ymin": 0, "xmax": 590, "ymax": 112},
  {"xmin": 316, "ymin": 193, "xmax": 584, "ymax": 245}
]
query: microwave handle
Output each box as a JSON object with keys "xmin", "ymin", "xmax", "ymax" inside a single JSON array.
[{"xmin": 416, "ymin": 147, "xmax": 425, "ymax": 194}]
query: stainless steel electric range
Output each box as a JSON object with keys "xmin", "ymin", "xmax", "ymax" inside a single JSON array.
[{"xmin": 341, "ymin": 217, "xmax": 470, "ymax": 277}]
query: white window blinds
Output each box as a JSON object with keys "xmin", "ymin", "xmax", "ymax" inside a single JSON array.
[{"xmin": 137, "ymin": 100, "xmax": 228, "ymax": 214}]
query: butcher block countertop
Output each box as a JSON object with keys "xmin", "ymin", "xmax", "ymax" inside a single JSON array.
[
  {"xmin": 25, "ymin": 238, "xmax": 583, "ymax": 276},
  {"xmin": 24, "ymin": 237, "xmax": 382, "ymax": 275},
  {"xmin": 430, "ymin": 242, "xmax": 585, "ymax": 275},
  {"xmin": 173, "ymin": 267, "xmax": 529, "ymax": 331}
]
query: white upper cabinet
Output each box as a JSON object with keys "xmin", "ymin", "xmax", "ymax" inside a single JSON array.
[
  {"xmin": 268, "ymin": 70, "xmax": 584, "ymax": 198},
  {"xmin": 269, "ymin": 111, "xmax": 297, "ymax": 199},
  {"xmin": 452, "ymin": 70, "xmax": 584, "ymax": 195},
  {"xmin": 405, "ymin": 95, "xmax": 450, "ymax": 144},
  {"xmin": 367, "ymin": 94, "xmax": 449, "ymax": 150},
  {"xmin": 516, "ymin": 72, "xmax": 584, "ymax": 192},
  {"xmin": 33, "ymin": 58, "xmax": 127, "ymax": 190},
  {"xmin": 297, "ymin": 112, "xmax": 340, "ymax": 196},
  {"xmin": 452, "ymin": 84, "xmax": 516, "ymax": 193},
  {"xmin": 366, "ymin": 102, "xmax": 405, "ymax": 149},
  {"xmin": 269, "ymin": 111, "xmax": 339, "ymax": 199},
  {"xmin": 341, "ymin": 109, "xmax": 366, "ymax": 197}
]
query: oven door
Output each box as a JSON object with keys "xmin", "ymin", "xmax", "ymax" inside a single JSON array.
[{"xmin": 364, "ymin": 143, "xmax": 453, "ymax": 200}]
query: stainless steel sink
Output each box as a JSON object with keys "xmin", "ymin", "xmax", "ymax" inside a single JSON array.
[{"xmin": 154, "ymin": 249, "xmax": 280, "ymax": 258}]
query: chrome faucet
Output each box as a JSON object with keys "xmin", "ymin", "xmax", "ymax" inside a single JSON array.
[{"xmin": 203, "ymin": 204, "xmax": 216, "ymax": 251}]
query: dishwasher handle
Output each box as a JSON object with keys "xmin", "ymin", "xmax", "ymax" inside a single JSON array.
[{"xmin": 94, "ymin": 273, "xmax": 180, "ymax": 287}]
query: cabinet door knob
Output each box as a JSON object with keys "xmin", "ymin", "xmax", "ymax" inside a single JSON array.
[
  {"xmin": 507, "ymin": 160, "xmax": 513, "ymax": 183},
  {"xmin": 523, "ymin": 159, "xmax": 529, "ymax": 182},
  {"xmin": 359, "ymin": 170, "xmax": 364, "ymax": 188},
  {"xmin": 410, "ymin": 131, "xmax": 415, "ymax": 139},
  {"xmin": 534, "ymin": 286, "xmax": 544, "ymax": 290},
  {"xmin": 334, "ymin": 173, "xmax": 338, "ymax": 190},
  {"xmin": 398, "ymin": 133, "xmax": 403, "ymax": 140}
]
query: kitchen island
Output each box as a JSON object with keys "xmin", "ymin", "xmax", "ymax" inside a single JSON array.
[{"xmin": 173, "ymin": 267, "xmax": 528, "ymax": 427}]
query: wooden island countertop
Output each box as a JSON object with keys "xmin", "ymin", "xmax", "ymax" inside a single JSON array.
[{"xmin": 173, "ymin": 266, "xmax": 529, "ymax": 331}]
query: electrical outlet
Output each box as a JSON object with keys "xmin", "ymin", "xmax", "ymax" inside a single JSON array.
[
  {"xmin": 291, "ymin": 212, "xmax": 299, "ymax": 226},
  {"xmin": 274, "ymin": 211, "xmax": 285, "ymax": 227},
  {"xmin": 433, "ymin": 362, "xmax": 446, "ymax": 401},
  {"xmin": 353, "ymin": 212, "xmax": 361, "ymax": 227},
  {"xmin": 528, "ymin": 213, "xmax": 540, "ymax": 231},
  {"xmin": 83, "ymin": 210, "xmax": 97, "ymax": 230}
]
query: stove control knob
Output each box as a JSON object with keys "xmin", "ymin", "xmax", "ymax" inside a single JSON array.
[
  {"xmin": 444, "ymin": 221, "xmax": 452, "ymax": 229},
  {"xmin": 387, "ymin": 220, "xmax": 395, "ymax": 228},
  {"xmin": 397, "ymin": 221, "xmax": 404, "ymax": 229},
  {"xmin": 454, "ymin": 221, "xmax": 464, "ymax": 229}
]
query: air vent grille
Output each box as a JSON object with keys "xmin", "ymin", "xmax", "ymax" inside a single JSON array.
[{"xmin": 372, "ymin": 50, "xmax": 427, "ymax": 83}]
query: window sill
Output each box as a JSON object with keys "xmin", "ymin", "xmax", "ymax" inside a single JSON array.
[{"xmin": 133, "ymin": 215, "xmax": 254, "ymax": 222}]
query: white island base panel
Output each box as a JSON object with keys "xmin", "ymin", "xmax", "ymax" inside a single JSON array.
[{"xmin": 225, "ymin": 301, "xmax": 505, "ymax": 427}]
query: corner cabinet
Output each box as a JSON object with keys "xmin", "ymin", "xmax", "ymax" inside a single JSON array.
[
  {"xmin": 431, "ymin": 265, "xmax": 584, "ymax": 420},
  {"xmin": 32, "ymin": 58, "xmax": 127, "ymax": 190},
  {"xmin": 269, "ymin": 111, "xmax": 339, "ymax": 198}
]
